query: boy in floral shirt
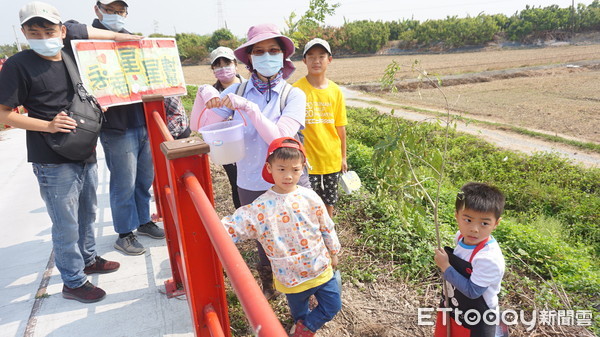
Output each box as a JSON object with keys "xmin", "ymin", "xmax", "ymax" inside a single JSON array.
[{"xmin": 221, "ymin": 137, "xmax": 341, "ymax": 337}]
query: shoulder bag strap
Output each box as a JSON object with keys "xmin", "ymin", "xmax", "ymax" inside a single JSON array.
[
  {"xmin": 279, "ymin": 82, "xmax": 293, "ymax": 113},
  {"xmin": 60, "ymin": 50, "xmax": 82, "ymax": 91},
  {"xmin": 235, "ymin": 81, "xmax": 248, "ymax": 97},
  {"xmin": 60, "ymin": 50, "xmax": 102, "ymax": 112}
]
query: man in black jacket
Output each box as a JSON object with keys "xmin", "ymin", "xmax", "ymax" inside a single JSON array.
[{"xmin": 93, "ymin": 0, "xmax": 165, "ymax": 255}]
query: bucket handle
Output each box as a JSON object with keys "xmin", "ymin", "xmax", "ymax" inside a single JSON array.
[{"xmin": 198, "ymin": 107, "xmax": 248, "ymax": 127}]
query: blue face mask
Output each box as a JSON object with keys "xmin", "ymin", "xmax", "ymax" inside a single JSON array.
[
  {"xmin": 251, "ymin": 53, "xmax": 283, "ymax": 77},
  {"xmin": 101, "ymin": 13, "xmax": 126, "ymax": 32},
  {"xmin": 27, "ymin": 37, "xmax": 63, "ymax": 57}
]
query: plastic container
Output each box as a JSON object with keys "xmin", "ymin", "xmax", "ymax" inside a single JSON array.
[
  {"xmin": 199, "ymin": 120, "xmax": 245, "ymax": 165},
  {"xmin": 340, "ymin": 171, "xmax": 361, "ymax": 194}
]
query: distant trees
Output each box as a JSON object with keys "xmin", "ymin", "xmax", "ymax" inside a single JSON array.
[
  {"xmin": 337, "ymin": 2, "xmax": 600, "ymax": 53},
  {"xmin": 206, "ymin": 28, "xmax": 237, "ymax": 51},
  {"xmin": 0, "ymin": 43, "xmax": 26, "ymax": 58},
  {"xmin": 107, "ymin": 1, "xmax": 600, "ymax": 63},
  {"xmin": 344, "ymin": 20, "xmax": 389, "ymax": 53},
  {"xmin": 173, "ymin": 28, "xmax": 239, "ymax": 63}
]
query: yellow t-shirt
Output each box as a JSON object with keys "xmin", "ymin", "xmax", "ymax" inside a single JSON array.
[{"xmin": 293, "ymin": 77, "xmax": 347, "ymax": 175}]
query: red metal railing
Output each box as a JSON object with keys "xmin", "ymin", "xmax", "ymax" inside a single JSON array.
[{"xmin": 142, "ymin": 95, "xmax": 287, "ymax": 337}]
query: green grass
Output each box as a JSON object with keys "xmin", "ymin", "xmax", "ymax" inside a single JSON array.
[
  {"xmin": 346, "ymin": 97, "xmax": 600, "ymax": 154},
  {"xmin": 182, "ymin": 85, "xmax": 198, "ymax": 114},
  {"xmin": 342, "ymin": 106, "xmax": 599, "ymax": 331}
]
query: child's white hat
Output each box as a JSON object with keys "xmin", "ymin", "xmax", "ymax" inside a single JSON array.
[{"xmin": 303, "ymin": 38, "xmax": 332, "ymax": 56}]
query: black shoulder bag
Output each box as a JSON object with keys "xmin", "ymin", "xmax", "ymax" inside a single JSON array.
[{"xmin": 43, "ymin": 51, "xmax": 103, "ymax": 161}]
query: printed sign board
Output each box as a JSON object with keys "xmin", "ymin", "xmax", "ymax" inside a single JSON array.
[{"xmin": 71, "ymin": 38, "xmax": 186, "ymax": 107}]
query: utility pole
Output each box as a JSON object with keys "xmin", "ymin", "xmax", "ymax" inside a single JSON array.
[
  {"xmin": 13, "ymin": 25, "xmax": 22, "ymax": 52},
  {"xmin": 571, "ymin": 0, "xmax": 575, "ymax": 34},
  {"xmin": 216, "ymin": 0, "xmax": 225, "ymax": 29}
]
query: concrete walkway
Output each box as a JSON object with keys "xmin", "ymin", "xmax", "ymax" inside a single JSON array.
[{"xmin": 0, "ymin": 128, "xmax": 194, "ymax": 337}]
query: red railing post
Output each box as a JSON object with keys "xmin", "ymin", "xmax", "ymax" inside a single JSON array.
[
  {"xmin": 142, "ymin": 95, "xmax": 183, "ymax": 295},
  {"xmin": 142, "ymin": 94, "xmax": 288, "ymax": 337},
  {"xmin": 143, "ymin": 95, "xmax": 230, "ymax": 336},
  {"xmin": 183, "ymin": 173, "xmax": 289, "ymax": 336},
  {"xmin": 166, "ymin": 154, "xmax": 230, "ymax": 336}
]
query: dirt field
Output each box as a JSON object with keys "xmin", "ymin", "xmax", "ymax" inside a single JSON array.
[{"xmin": 184, "ymin": 44, "xmax": 600, "ymax": 144}]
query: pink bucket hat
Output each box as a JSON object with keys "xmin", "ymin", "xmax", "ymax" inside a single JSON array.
[{"xmin": 234, "ymin": 23, "xmax": 296, "ymax": 79}]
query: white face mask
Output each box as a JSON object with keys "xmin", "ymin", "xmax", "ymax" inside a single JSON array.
[
  {"xmin": 101, "ymin": 13, "xmax": 126, "ymax": 32},
  {"xmin": 27, "ymin": 37, "xmax": 63, "ymax": 57}
]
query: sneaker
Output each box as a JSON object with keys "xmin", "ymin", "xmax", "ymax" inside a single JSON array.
[
  {"xmin": 292, "ymin": 320, "xmax": 315, "ymax": 337},
  {"xmin": 137, "ymin": 221, "xmax": 165, "ymax": 239},
  {"xmin": 62, "ymin": 281, "xmax": 106, "ymax": 303},
  {"xmin": 84, "ymin": 256, "xmax": 120, "ymax": 274},
  {"xmin": 114, "ymin": 233, "xmax": 146, "ymax": 255}
]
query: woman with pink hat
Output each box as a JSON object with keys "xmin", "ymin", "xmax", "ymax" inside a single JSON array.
[{"xmin": 197, "ymin": 23, "xmax": 309, "ymax": 299}]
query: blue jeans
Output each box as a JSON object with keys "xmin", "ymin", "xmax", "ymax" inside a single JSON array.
[
  {"xmin": 33, "ymin": 162, "xmax": 98, "ymax": 289},
  {"xmin": 286, "ymin": 273, "xmax": 342, "ymax": 332},
  {"xmin": 100, "ymin": 126, "xmax": 154, "ymax": 234}
]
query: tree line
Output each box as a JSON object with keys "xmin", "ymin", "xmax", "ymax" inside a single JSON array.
[
  {"xmin": 1, "ymin": 1, "xmax": 599, "ymax": 61},
  {"xmin": 176, "ymin": 1, "xmax": 600, "ymax": 61}
]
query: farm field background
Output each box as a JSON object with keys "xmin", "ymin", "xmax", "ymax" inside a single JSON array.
[
  {"xmin": 183, "ymin": 44, "xmax": 600, "ymax": 144},
  {"xmin": 187, "ymin": 43, "xmax": 600, "ymax": 336}
]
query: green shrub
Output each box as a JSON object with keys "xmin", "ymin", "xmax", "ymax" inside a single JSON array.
[
  {"xmin": 181, "ymin": 85, "xmax": 197, "ymax": 113},
  {"xmin": 343, "ymin": 105, "xmax": 600, "ymax": 307},
  {"xmin": 343, "ymin": 20, "xmax": 390, "ymax": 53},
  {"xmin": 494, "ymin": 219, "xmax": 599, "ymax": 294}
]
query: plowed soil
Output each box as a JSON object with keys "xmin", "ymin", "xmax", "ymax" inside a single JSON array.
[{"xmin": 183, "ymin": 44, "xmax": 600, "ymax": 144}]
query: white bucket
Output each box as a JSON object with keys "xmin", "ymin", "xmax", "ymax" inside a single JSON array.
[{"xmin": 199, "ymin": 120, "xmax": 245, "ymax": 165}]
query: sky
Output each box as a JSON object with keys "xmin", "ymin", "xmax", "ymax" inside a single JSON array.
[{"xmin": 0, "ymin": 0, "xmax": 589, "ymax": 47}]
